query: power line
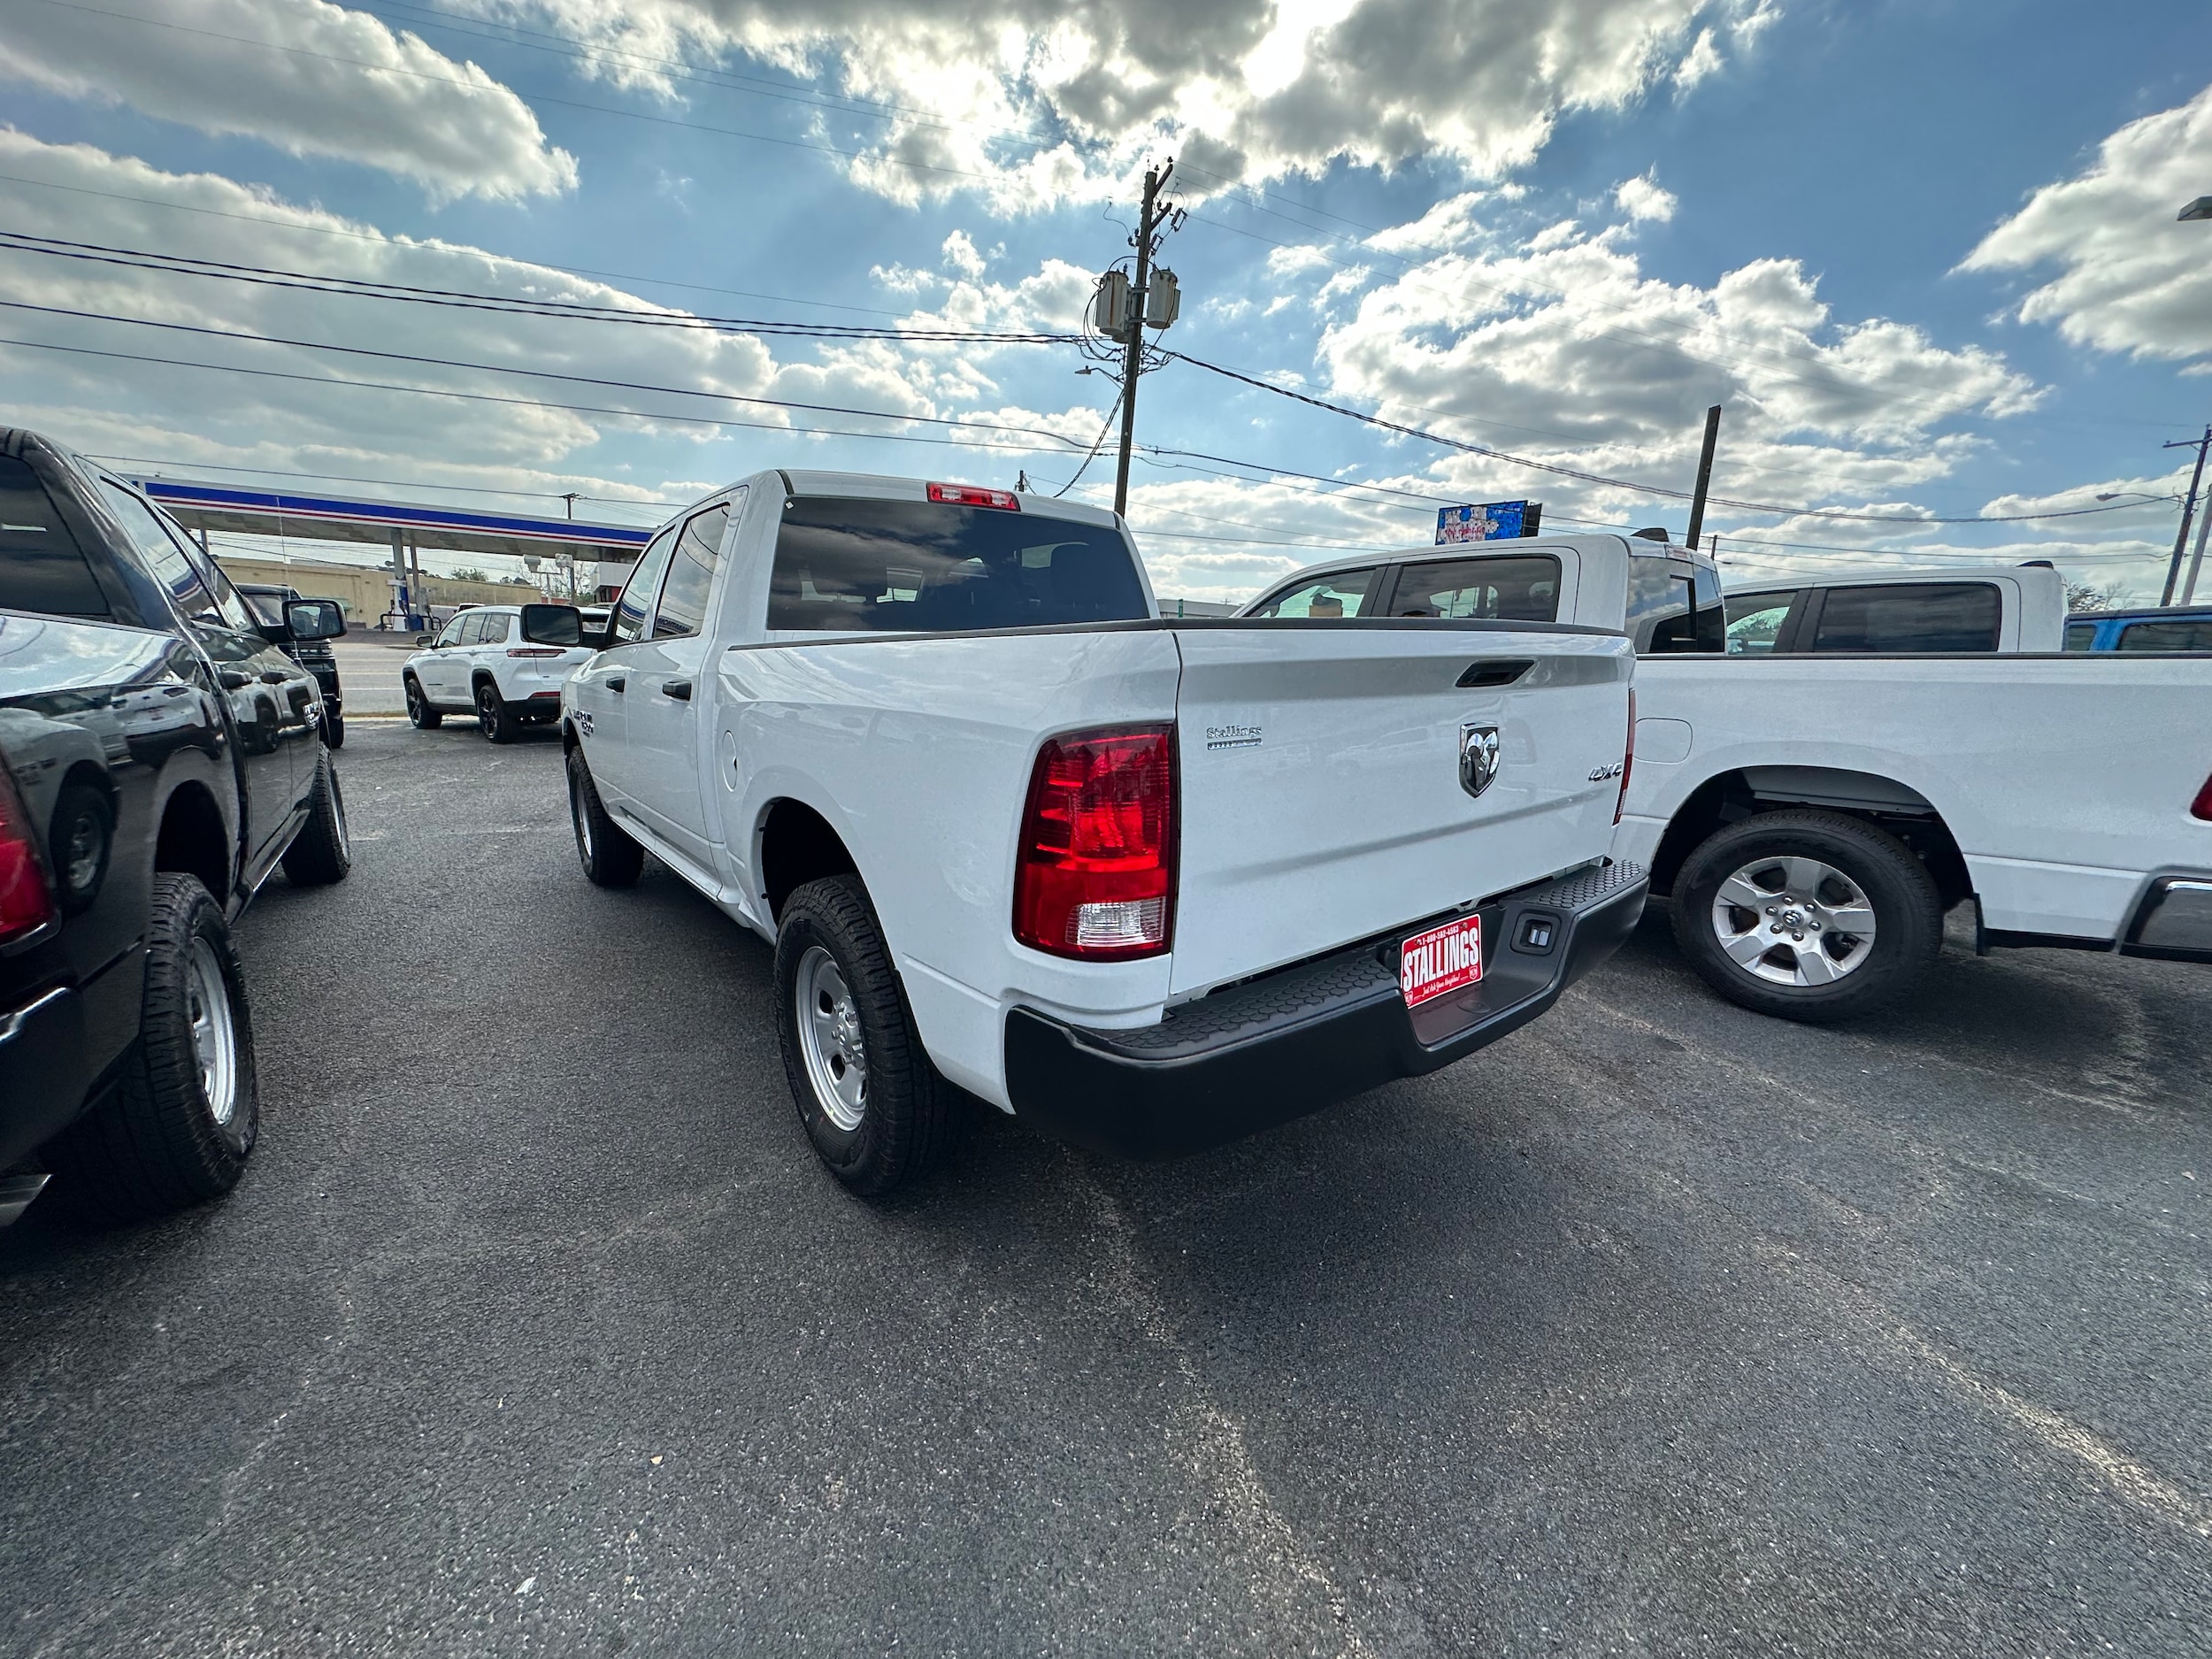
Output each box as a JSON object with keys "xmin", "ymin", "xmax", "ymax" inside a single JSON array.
[
  {"xmin": 1165, "ymin": 351, "xmax": 2162, "ymax": 526},
  {"xmin": 0, "ymin": 296, "xmax": 1096, "ymax": 447},
  {"xmin": 0, "ymin": 232, "xmax": 1077, "ymax": 343}
]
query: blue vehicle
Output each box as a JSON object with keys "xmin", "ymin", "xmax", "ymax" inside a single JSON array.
[{"xmin": 2064, "ymin": 607, "xmax": 2212, "ymax": 651}]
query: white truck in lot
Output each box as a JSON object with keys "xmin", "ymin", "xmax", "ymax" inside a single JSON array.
[
  {"xmin": 555, "ymin": 472, "xmax": 1646, "ymax": 1194},
  {"xmin": 1242, "ymin": 535, "xmax": 2212, "ymax": 1021}
]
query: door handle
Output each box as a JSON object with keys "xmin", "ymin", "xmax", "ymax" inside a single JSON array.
[
  {"xmin": 662, "ymin": 680, "xmax": 693, "ymax": 701},
  {"xmin": 218, "ymin": 669, "xmax": 250, "ymax": 691},
  {"xmin": 606, "ymin": 675, "xmax": 626, "ymax": 693}
]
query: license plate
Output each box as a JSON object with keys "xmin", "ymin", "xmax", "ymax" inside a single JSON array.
[{"xmin": 1400, "ymin": 913, "xmax": 1483, "ymax": 1009}]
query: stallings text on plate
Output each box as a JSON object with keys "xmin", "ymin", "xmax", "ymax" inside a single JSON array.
[
  {"xmin": 1205, "ymin": 724, "xmax": 1263, "ymax": 751},
  {"xmin": 1400, "ymin": 913, "xmax": 1484, "ymax": 1008}
]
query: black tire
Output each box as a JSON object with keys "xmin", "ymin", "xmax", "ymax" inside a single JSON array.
[
  {"xmin": 323, "ymin": 710, "xmax": 345, "ymax": 749},
  {"xmin": 282, "ymin": 756, "xmax": 352, "ymax": 886},
  {"xmin": 476, "ymin": 680, "xmax": 516, "ymax": 744},
  {"xmin": 1671, "ymin": 809, "xmax": 1942, "ymax": 1023},
  {"xmin": 404, "ymin": 674, "xmax": 442, "ymax": 729},
  {"xmin": 774, "ymin": 874, "xmax": 960, "ymax": 1198},
  {"xmin": 46, "ymin": 873, "xmax": 259, "ymax": 1219},
  {"xmin": 49, "ymin": 780, "xmax": 114, "ymax": 915},
  {"xmin": 567, "ymin": 746, "xmax": 642, "ymax": 887}
]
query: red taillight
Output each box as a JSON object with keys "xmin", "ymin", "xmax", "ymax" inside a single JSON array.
[
  {"xmin": 1013, "ymin": 726, "xmax": 1175, "ymax": 960},
  {"xmin": 507, "ymin": 648, "xmax": 563, "ymax": 658},
  {"xmin": 928, "ymin": 482, "xmax": 1020, "ymax": 511},
  {"xmin": 0, "ymin": 763, "xmax": 58, "ymax": 946},
  {"xmin": 2193, "ymin": 771, "xmax": 2212, "ymax": 821},
  {"xmin": 1615, "ymin": 688, "xmax": 1636, "ymax": 826}
]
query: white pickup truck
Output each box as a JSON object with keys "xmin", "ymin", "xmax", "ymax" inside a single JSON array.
[
  {"xmin": 554, "ymin": 471, "xmax": 1646, "ymax": 1194},
  {"xmin": 1243, "ymin": 535, "xmax": 2212, "ymax": 1021}
]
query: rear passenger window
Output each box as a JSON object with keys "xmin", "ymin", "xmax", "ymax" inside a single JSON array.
[
  {"xmin": 1390, "ymin": 555, "xmax": 1558, "ymax": 621},
  {"xmin": 2062, "ymin": 620, "xmax": 2097, "ymax": 651},
  {"xmin": 655, "ymin": 502, "xmax": 733, "ymax": 639},
  {"xmin": 2116, "ymin": 618, "xmax": 2212, "ymax": 651},
  {"xmin": 1812, "ymin": 583, "xmax": 2001, "ymax": 653},
  {"xmin": 1249, "ymin": 570, "xmax": 1373, "ymax": 618},
  {"xmin": 480, "ymin": 612, "xmax": 511, "ymax": 644},
  {"xmin": 0, "ymin": 455, "xmax": 106, "ymax": 618}
]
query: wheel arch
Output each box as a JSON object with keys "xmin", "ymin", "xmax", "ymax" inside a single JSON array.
[
  {"xmin": 151, "ymin": 776, "xmax": 234, "ymax": 906},
  {"xmin": 757, "ymin": 796, "xmax": 860, "ymax": 924},
  {"xmin": 1651, "ymin": 764, "xmax": 1971, "ymax": 910}
]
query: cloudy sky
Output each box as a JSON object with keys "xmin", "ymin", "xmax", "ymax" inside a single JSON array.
[{"xmin": 3, "ymin": 0, "xmax": 2209, "ymax": 603}]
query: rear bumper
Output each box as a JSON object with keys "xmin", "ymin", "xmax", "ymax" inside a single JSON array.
[
  {"xmin": 0, "ymin": 985, "xmax": 89, "ymax": 1171},
  {"xmin": 2120, "ymin": 872, "xmax": 2212, "ymax": 964},
  {"xmin": 1004, "ymin": 861, "xmax": 1647, "ymax": 1159}
]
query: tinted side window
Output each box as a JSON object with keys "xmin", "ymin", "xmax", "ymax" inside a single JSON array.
[
  {"xmin": 98, "ymin": 478, "xmax": 222, "ymax": 628},
  {"xmin": 480, "ymin": 612, "xmax": 511, "ymax": 644},
  {"xmin": 2116, "ymin": 618, "xmax": 2212, "ymax": 651},
  {"xmin": 435, "ymin": 617, "xmax": 468, "ymax": 647},
  {"xmin": 1812, "ymin": 583, "xmax": 2001, "ymax": 653},
  {"xmin": 1724, "ymin": 594, "xmax": 1793, "ymax": 655},
  {"xmin": 2062, "ymin": 620, "xmax": 2097, "ymax": 652},
  {"xmin": 0, "ymin": 456, "xmax": 106, "ymax": 618},
  {"xmin": 769, "ymin": 498, "xmax": 1148, "ymax": 634},
  {"xmin": 1249, "ymin": 569, "xmax": 1373, "ymax": 618},
  {"xmin": 1390, "ymin": 555, "xmax": 1559, "ymax": 621},
  {"xmin": 655, "ymin": 502, "xmax": 733, "ymax": 639},
  {"xmin": 612, "ymin": 527, "xmax": 679, "ymax": 644},
  {"xmin": 1631, "ymin": 559, "xmax": 1705, "ymax": 654}
]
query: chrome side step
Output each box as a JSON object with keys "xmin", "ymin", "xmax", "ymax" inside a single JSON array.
[{"xmin": 0, "ymin": 1171, "xmax": 51, "ymax": 1226}]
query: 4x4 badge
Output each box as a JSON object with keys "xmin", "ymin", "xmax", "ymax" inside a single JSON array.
[{"xmin": 1459, "ymin": 722, "xmax": 1500, "ymax": 798}]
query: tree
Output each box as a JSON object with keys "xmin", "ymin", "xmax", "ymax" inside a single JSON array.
[
  {"xmin": 2065, "ymin": 580, "xmax": 2130, "ymax": 613},
  {"xmin": 449, "ymin": 566, "xmax": 488, "ymax": 584}
]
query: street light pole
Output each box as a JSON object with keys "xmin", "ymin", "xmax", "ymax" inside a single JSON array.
[{"xmin": 2161, "ymin": 426, "xmax": 2211, "ymax": 606}]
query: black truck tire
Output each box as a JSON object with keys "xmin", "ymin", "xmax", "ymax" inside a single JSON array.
[
  {"xmin": 282, "ymin": 757, "xmax": 352, "ymax": 886},
  {"xmin": 47, "ymin": 874, "xmax": 259, "ymax": 1219},
  {"xmin": 404, "ymin": 673, "xmax": 441, "ymax": 729},
  {"xmin": 1671, "ymin": 808, "xmax": 1942, "ymax": 1023},
  {"xmin": 567, "ymin": 746, "xmax": 643, "ymax": 887},
  {"xmin": 774, "ymin": 874, "xmax": 960, "ymax": 1199}
]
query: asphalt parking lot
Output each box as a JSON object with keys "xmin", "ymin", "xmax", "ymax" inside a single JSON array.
[{"xmin": 4, "ymin": 722, "xmax": 2209, "ymax": 1657}]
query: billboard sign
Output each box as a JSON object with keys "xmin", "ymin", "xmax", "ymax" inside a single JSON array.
[{"xmin": 1436, "ymin": 500, "xmax": 1541, "ymax": 545}]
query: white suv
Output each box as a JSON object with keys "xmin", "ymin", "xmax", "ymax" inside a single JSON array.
[{"xmin": 403, "ymin": 604, "xmax": 592, "ymax": 742}]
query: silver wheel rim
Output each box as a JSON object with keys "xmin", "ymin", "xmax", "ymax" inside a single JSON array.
[
  {"xmin": 1710, "ymin": 855, "xmax": 1878, "ymax": 987},
  {"xmin": 795, "ymin": 944, "xmax": 867, "ymax": 1132},
  {"xmin": 187, "ymin": 936, "xmax": 240, "ymax": 1125}
]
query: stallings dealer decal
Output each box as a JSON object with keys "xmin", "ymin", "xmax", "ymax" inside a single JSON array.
[{"xmin": 1205, "ymin": 724, "xmax": 1263, "ymax": 751}]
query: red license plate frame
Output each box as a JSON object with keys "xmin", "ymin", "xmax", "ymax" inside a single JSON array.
[{"xmin": 1399, "ymin": 913, "xmax": 1484, "ymax": 1009}]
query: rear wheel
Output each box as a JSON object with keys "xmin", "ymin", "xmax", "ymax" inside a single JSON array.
[
  {"xmin": 476, "ymin": 680, "xmax": 516, "ymax": 744},
  {"xmin": 46, "ymin": 874, "xmax": 258, "ymax": 1219},
  {"xmin": 774, "ymin": 874, "xmax": 959, "ymax": 1198},
  {"xmin": 404, "ymin": 674, "xmax": 441, "ymax": 729},
  {"xmin": 567, "ymin": 746, "xmax": 642, "ymax": 887},
  {"xmin": 1671, "ymin": 809, "xmax": 1941, "ymax": 1023},
  {"xmin": 282, "ymin": 756, "xmax": 352, "ymax": 886}
]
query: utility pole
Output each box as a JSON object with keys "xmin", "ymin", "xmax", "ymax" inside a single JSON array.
[
  {"xmin": 1114, "ymin": 161, "xmax": 1174, "ymax": 519},
  {"xmin": 2161, "ymin": 426, "xmax": 2211, "ymax": 606},
  {"xmin": 1684, "ymin": 404, "xmax": 1722, "ymax": 551}
]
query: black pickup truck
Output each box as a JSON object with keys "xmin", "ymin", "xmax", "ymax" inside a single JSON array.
[{"xmin": 0, "ymin": 427, "xmax": 350, "ymax": 1225}]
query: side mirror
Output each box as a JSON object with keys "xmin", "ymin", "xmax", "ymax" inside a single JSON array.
[
  {"xmin": 286, "ymin": 598, "xmax": 347, "ymax": 641},
  {"xmin": 519, "ymin": 603, "xmax": 584, "ymax": 646}
]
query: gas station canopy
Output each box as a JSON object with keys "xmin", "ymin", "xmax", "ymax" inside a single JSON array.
[{"xmin": 133, "ymin": 479, "xmax": 657, "ymax": 563}]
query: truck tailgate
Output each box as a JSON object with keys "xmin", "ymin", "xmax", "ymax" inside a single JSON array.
[{"xmin": 1167, "ymin": 622, "xmax": 1633, "ymax": 996}]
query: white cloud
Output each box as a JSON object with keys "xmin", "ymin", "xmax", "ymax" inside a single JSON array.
[
  {"xmin": 0, "ymin": 0, "xmax": 575, "ymax": 202},
  {"xmin": 1613, "ymin": 172, "xmax": 1677, "ymax": 223},
  {"xmin": 495, "ymin": 0, "xmax": 1776, "ymax": 205},
  {"xmin": 1364, "ymin": 191, "xmax": 1492, "ymax": 256},
  {"xmin": 1962, "ymin": 81, "xmax": 2212, "ymax": 362}
]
